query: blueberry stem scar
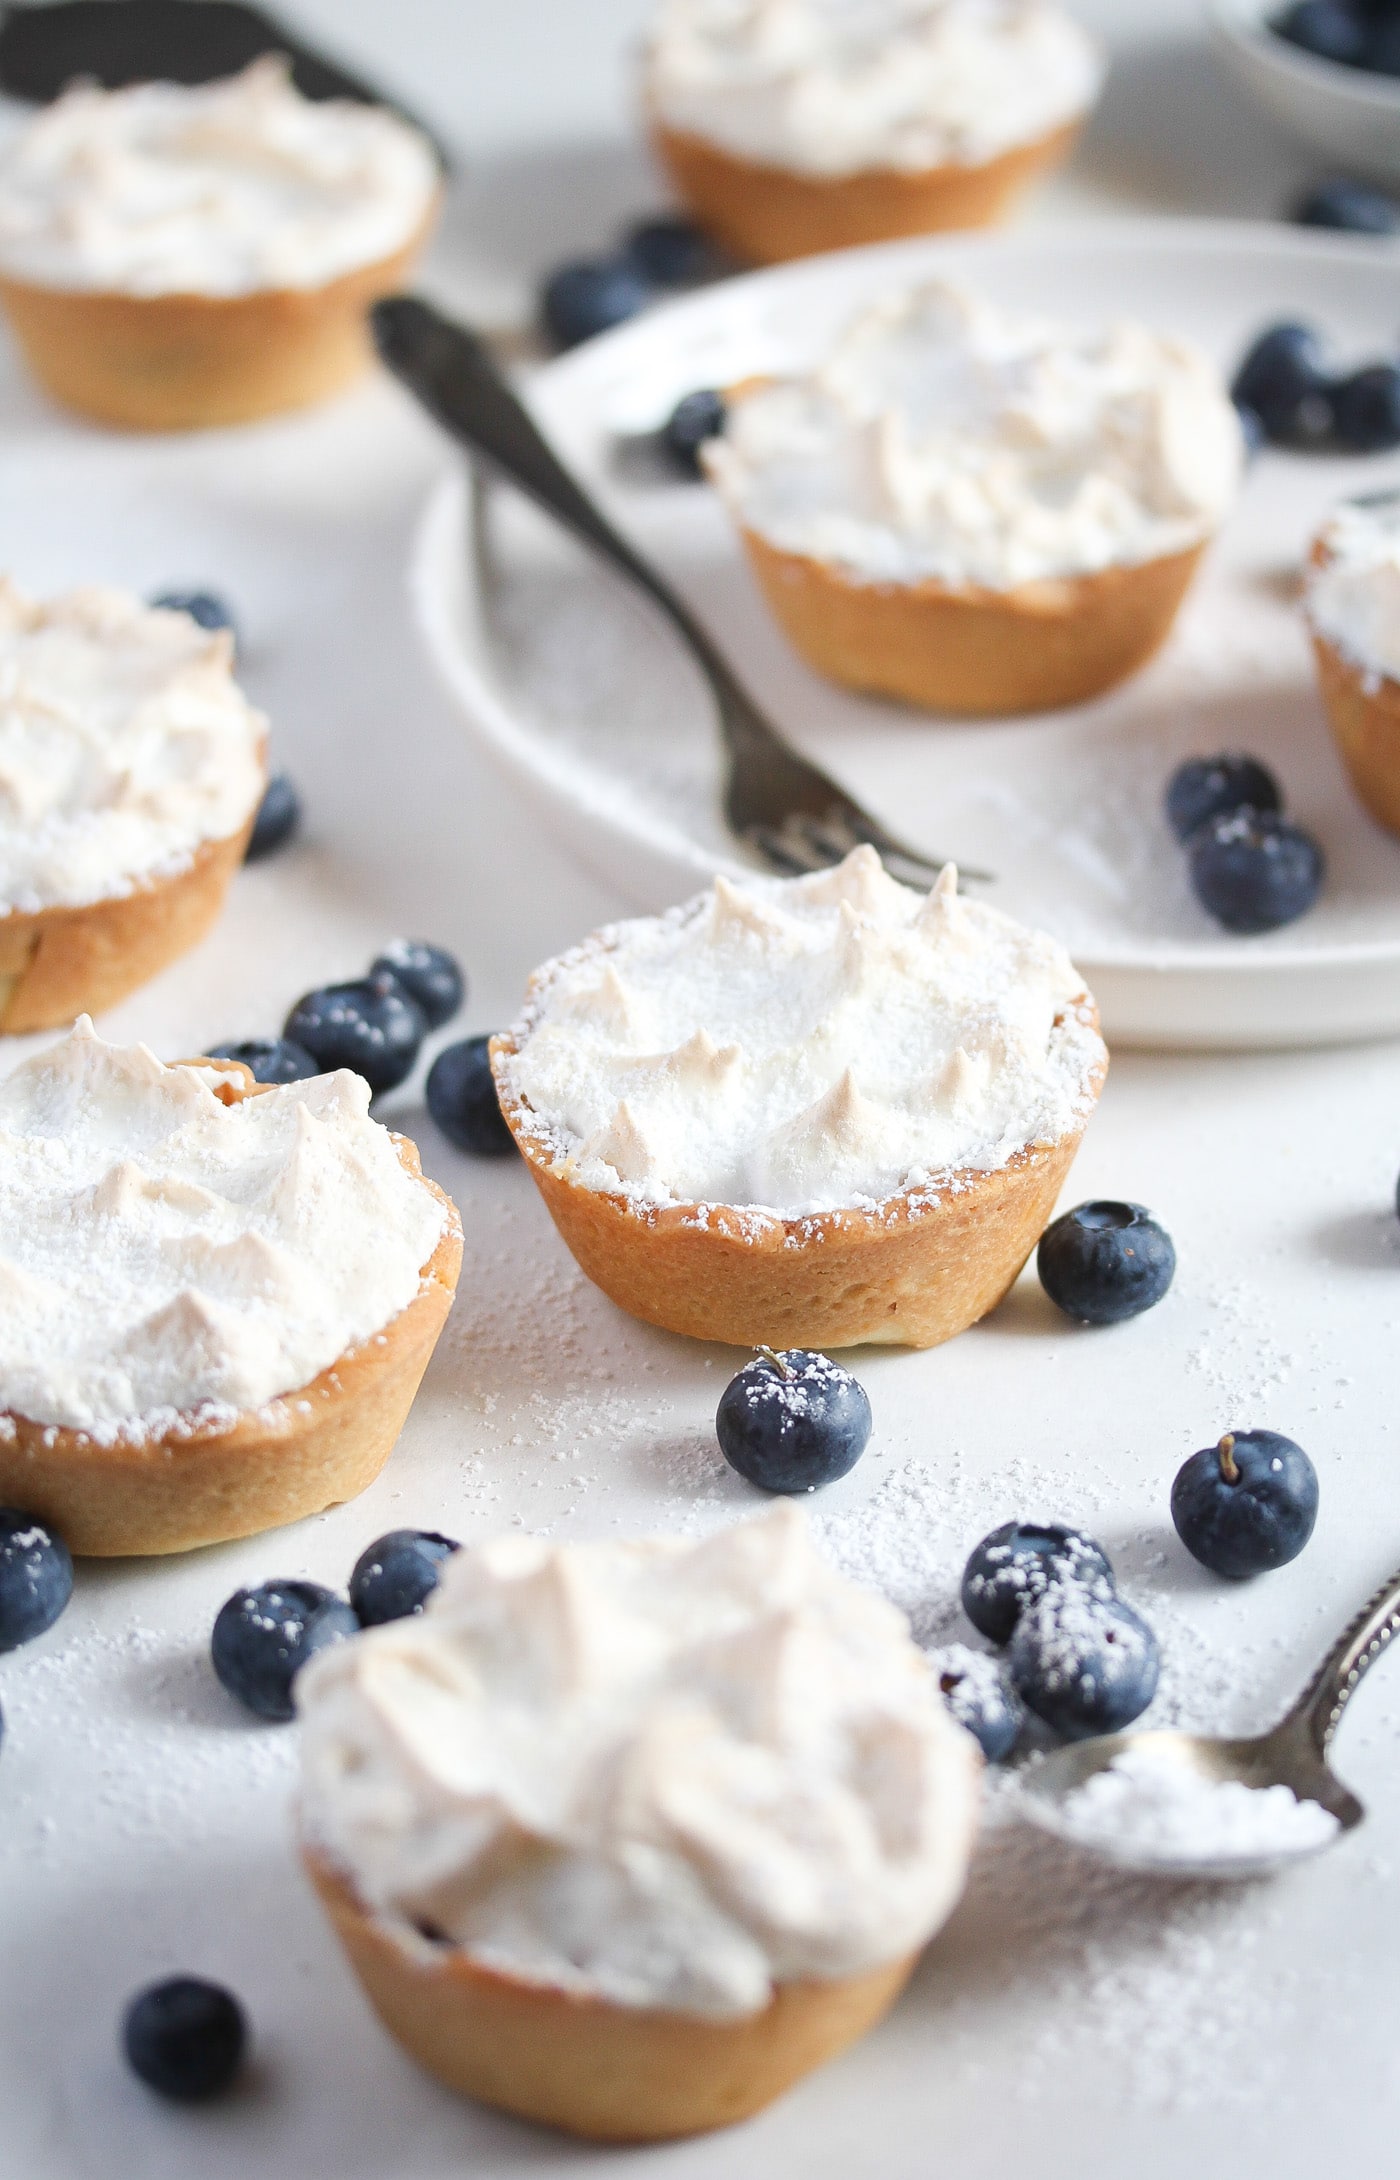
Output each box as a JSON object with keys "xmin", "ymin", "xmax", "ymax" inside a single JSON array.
[{"xmin": 1218, "ymin": 1432, "xmax": 1240, "ymax": 1485}]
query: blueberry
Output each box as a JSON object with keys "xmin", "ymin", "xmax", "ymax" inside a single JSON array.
[
  {"xmin": 662, "ymin": 388, "xmax": 726, "ymax": 477},
  {"xmin": 211, "ymin": 1579, "xmax": 357, "ymax": 1721},
  {"xmin": 541, "ymin": 258, "xmax": 653, "ymax": 351},
  {"xmin": 625, "ymin": 216, "xmax": 713, "ymax": 287},
  {"xmin": 1231, "ymin": 322, "xmax": 1335, "ymax": 447},
  {"xmin": 1274, "ymin": 0, "xmax": 1367, "ymax": 65},
  {"xmin": 1171, "ymin": 1429, "xmax": 1319, "ymax": 1579},
  {"xmin": 715, "ymin": 1349, "xmax": 872, "ymax": 1494},
  {"xmin": 425, "ymin": 1034, "xmax": 516, "ymax": 1155},
  {"xmin": 928, "ymin": 1644, "xmax": 1023, "ymax": 1761},
  {"xmin": 1334, "ymin": 362, "xmax": 1400, "ymax": 451},
  {"xmin": 149, "ymin": 589, "xmax": 237, "ymax": 640},
  {"xmin": 0, "ymin": 1508, "xmax": 73, "ymax": 1653},
  {"xmin": 123, "ymin": 1978, "xmax": 246, "ymax": 2102},
  {"xmin": 1234, "ymin": 398, "xmax": 1267, "ymax": 459},
  {"xmin": 1037, "ymin": 1202, "xmax": 1176, "ymax": 1326},
  {"xmin": 284, "ymin": 971, "xmax": 426, "ymax": 1095},
  {"xmin": 961, "ymin": 1521, "xmax": 1115, "ymax": 1646},
  {"xmin": 371, "ymin": 940, "xmax": 465, "ymax": 1030},
  {"xmin": 1165, "ymin": 752, "xmax": 1283, "ymax": 843},
  {"xmin": 1009, "ymin": 1587, "xmax": 1161, "ymax": 1741},
  {"xmin": 1188, "ymin": 808, "xmax": 1325, "ymax": 933},
  {"xmin": 207, "ymin": 1037, "xmax": 319, "ymax": 1086},
  {"xmin": 245, "ymin": 772, "xmax": 301, "ymax": 862},
  {"xmin": 349, "ymin": 1528, "xmax": 460, "ymax": 1625},
  {"xmin": 1293, "ymin": 176, "xmax": 1400, "ymax": 232},
  {"xmin": 1367, "ymin": 17, "xmax": 1400, "ymax": 70}
]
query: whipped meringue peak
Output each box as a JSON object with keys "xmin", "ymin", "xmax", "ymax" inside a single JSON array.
[
  {"xmin": 0, "ymin": 56, "xmax": 439, "ymax": 298},
  {"xmin": 498, "ymin": 847, "xmax": 1104, "ymax": 1221},
  {"xmin": 704, "ymin": 280, "xmax": 1245, "ymax": 591},
  {"xmin": 644, "ymin": 0, "xmax": 1104, "ymax": 179},
  {"xmin": 0, "ymin": 1021, "xmax": 446, "ymax": 1436},
  {"xmin": 297, "ymin": 1504, "xmax": 982, "ymax": 2018},
  {"xmin": 1307, "ymin": 495, "xmax": 1400, "ymax": 687}
]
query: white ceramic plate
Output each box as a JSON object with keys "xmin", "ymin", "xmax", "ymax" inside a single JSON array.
[
  {"xmin": 413, "ymin": 217, "xmax": 1400, "ymax": 1049},
  {"xmin": 1211, "ymin": 0, "xmax": 1400, "ymax": 184}
]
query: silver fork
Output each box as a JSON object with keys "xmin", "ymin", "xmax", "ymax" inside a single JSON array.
[{"xmin": 372, "ymin": 297, "xmax": 983, "ymax": 888}]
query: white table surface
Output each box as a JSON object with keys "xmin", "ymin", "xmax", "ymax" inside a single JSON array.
[{"xmin": 4, "ymin": 6, "xmax": 1400, "ymax": 2177}]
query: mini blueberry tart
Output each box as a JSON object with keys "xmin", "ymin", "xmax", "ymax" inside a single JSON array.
[{"xmin": 1306, "ymin": 496, "xmax": 1400, "ymax": 839}]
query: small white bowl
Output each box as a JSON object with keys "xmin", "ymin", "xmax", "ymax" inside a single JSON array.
[{"xmin": 1211, "ymin": 0, "xmax": 1400, "ymax": 184}]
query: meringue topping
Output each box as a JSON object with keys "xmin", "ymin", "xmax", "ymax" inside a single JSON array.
[
  {"xmin": 297, "ymin": 1504, "xmax": 981, "ymax": 2017},
  {"xmin": 0, "ymin": 1022, "xmax": 446, "ymax": 1436},
  {"xmin": 0, "ymin": 57, "xmax": 439, "ymax": 298},
  {"xmin": 0, "ymin": 581, "xmax": 265, "ymax": 915},
  {"xmin": 644, "ymin": 0, "xmax": 1104, "ymax": 178},
  {"xmin": 703, "ymin": 281, "xmax": 1245, "ymax": 591},
  {"xmin": 1306, "ymin": 496, "xmax": 1400, "ymax": 687},
  {"xmin": 498, "ymin": 848, "xmax": 1104, "ymax": 1220}
]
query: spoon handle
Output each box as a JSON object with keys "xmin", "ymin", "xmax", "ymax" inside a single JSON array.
[{"xmin": 1289, "ymin": 1565, "xmax": 1400, "ymax": 1755}]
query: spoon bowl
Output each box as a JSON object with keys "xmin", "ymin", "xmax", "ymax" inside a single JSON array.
[{"xmin": 1016, "ymin": 1563, "xmax": 1400, "ymax": 1879}]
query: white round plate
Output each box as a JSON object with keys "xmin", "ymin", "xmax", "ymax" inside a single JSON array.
[
  {"xmin": 1210, "ymin": 0, "xmax": 1400, "ymax": 185},
  {"xmin": 412, "ymin": 217, "xmax": 1400, "ymax": 1049}
]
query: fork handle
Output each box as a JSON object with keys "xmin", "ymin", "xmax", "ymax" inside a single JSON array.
[
  {"xmin": 1286, "ymin": 1565, "xmax": 1400, "ymax": 1755},
  {"xmin": 372, "ymin": 297, "xmax": 736, "ymax": 693}
]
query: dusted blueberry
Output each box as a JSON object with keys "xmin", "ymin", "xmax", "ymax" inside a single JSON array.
[
  {"xmin": 542, "ymin": 258, "xmax": 652, "ymax": 350},
  {"xmin": 211, "ymin": 1579, "xmax": 357, "ymax": 1721},
  {"xmin": 715, "ymin": 1350, "xmax": 872, "ymax": 1494},
  {"xmin": 1037, "ymin": 1202, "xmax": 1176, "ymax": 1326},
  {"xmin": 123, "ymin": 1978, "xmax": 246, "ymax": 2102},
  {"xmin": 207, "ymin": 1037, "xmax": 319, "ymax": 1086},
  {"xmin": 425, "ymin": 1034, "xmax": 516, "ymax": 1155},
  {"xmin": 0, "ymin": 1508, "xmax": 73, "ymax": 1653},
  {"xmin": 285, "ymin": 971, "xmax": 426, "ymax": 1095},
  {"xmin": 1294, "ymin": 176, "xmax": 1400, "ymax": 232},
  {"xmin": 1273, "ymin": 0, "xmax": 1367, "ymax": 65},
  {"xmin": 350, "ymin": 1529, "xmax": 460, "ymax": 1625},
  {"xmin": 1188, "ymin": 808, "xmax": 1325, "ymax": 932},
  {"xmin": 372, "ymin": 940, "xmax": 465, "ymax": 1030},
  {"xmin": 149, "ymin": 588, "xmax": 237, "ymax": 639},
  {"xmin": 1334, "ymin": 362, "xmax": 1400, "ymax": 451},
  {"xmin": 662, "ymin": 387, "xmax": 726, "ymax": 476},
  {"xmin": 625, "ymin": 216, "xmax": 712, "ymax": 286},
  {"xmin": 1231, "ymin": 322, "xmax": 1334, "ymax": 447},
  {"xmin": 1009, "ymin": 1587, "xmax": 1161, "ymax": 1741},
  {"xmin": 1171, "ymin": 1429, "xmax": 1319, "ymax": 1579},
  {"xmin": 961, "ymin": 1521, "xmax": 1115, "ymax": 1646},
  {"xmin": 1165, "ymin": 752, "xmax": 1283, "ymax": 843},
  {"xmin": 928, "ymin": 1644, "xmax": 1023, "ymax": 1762},
  {"xmin": 245, "ymin": 772, "xmax": 301, "ymax": 862}
]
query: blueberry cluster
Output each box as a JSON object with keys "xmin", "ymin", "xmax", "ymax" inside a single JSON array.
[
  {"xmin": 211, "ymin": 1526, "xmax": 461, "ymax": 1722},
  {"xmin": 1233, "ymin": 321, "xmax": 1400, "ymax": 455},
  {"xmin": 211, "ymin": 939, "xmax": 465, "ymax": 1095},
  {"xmin": 1273, "ymin": 0, "xmax": 1400, "ymax": 77},
  {"xmin": 1164, "ymin": 751, "xmax": 1325, "ymax": 934},
  {"xmin": 957, "ymin": 1522, "xmax": 1161, "ymax": 1745},
  {"xmin": 541, "ymin": 214, "xmax": 717, "ymax": 350},
  {"xmin": 1171, "ymin": 1429, "xmax": 1319, "ymax": 1578},
  {"xmin": 1037, "ymin": 1201, "xmax": 1176, "ymax": 1325},
  {"xmin": 715, "ymin": 1349, "xmax": 872, "ymax": 1493}
]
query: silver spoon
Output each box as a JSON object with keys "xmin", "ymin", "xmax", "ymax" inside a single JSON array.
[{"xmin": 1016, "ymin": 1563, "xmax": 1400, "ymax": 1879}]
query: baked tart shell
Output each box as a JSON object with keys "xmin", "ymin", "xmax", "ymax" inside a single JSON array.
[
  {"xmin": 1310, "ymin": 627, "xmax": 1400, "ymax": 839},
  {"xmin": 491, "ymin": 1006, "xmax": 1105, "ymax": 1351},
  {"xmin": 0, "ymin": 201, "xmax": 438, "ymax": 431},
  {"xmin": 0, "ymin": 1123, "xmax": 462, "ymax": 1557},
  {"xmin": 649, "ymin": 116, "xmax": 1082, "ymax": 264},
  {"xmin": 302, "ymin": 1845, "xmax": 921, "ymax": 2143}
]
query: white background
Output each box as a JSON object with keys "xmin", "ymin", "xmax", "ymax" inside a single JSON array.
[{"xmin": 3, "ymin": 5, "xmax": 1400, "ymax": 2177}]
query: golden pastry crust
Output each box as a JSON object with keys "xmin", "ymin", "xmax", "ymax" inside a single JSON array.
[
  {"xmin": 1310, "ymin": 627, "xmax": 1400, "ymax": 839},
  {"xmin": 0, "ymin": 1087, "xmax": 462, "ymax": 1557},
  {"xmin": 491, "ymin": 1006, "xmax": 1105, "ymax": 1351},
  {"xmin": 649, "ymin": 116, "xmax": 1081, "ymax": 264},
  {"xmin": 735, "ymin": 524, "xmax": 1207, "ymax": 716},
  {"xmin": 303, "ymin": 1845, "xmax": 921, "ymax": 2143},
  {"xmin": 0, "ymin": 803, "xmax": 261, "ymax": 1035},
  {"xmin": 0, "ymin": 201, "xmax": 437, "ymax": 430}
]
